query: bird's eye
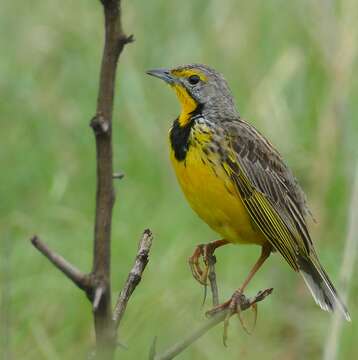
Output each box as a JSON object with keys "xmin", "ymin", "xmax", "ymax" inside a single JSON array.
[{"xmin": 188, "ymin": 74, "xmax": 200, "ymax": 85}]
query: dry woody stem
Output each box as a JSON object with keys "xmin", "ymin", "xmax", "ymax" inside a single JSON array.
[
  {"xmin": 30, "ymin": 230, "xmax": 153, "ymax": 359},
  {"xmin": 29, "ymin": 1, "xmax": 151, "ymax": 359},
  {"xmin": 30, "ymin": 236, "xmax": 92, "ymax": 292},
  {"xmin": 113, "ymin": 229, "xmax": 153, "ymax": 329}
]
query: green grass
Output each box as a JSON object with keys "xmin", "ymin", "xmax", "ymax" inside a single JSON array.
[{"xmin": 1, "ymin": 0, "xmax": 358, "ymax": 359}]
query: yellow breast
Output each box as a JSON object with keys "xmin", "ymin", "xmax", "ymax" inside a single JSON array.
[{"xmin": 170, "ymin": 141, "xmax": 266, "ymax": 245}]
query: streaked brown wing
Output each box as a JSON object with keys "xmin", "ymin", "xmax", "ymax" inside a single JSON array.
[{"xmin": 222, "ymin": 119, "xmax": 313, "ymax": 269}]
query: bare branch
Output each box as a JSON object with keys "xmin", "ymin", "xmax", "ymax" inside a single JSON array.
[
  {"xmin": 30, "ymin": 1, "xmax": 140, "ymax": 358},
  {"xmin": 154, "ymin": 288, "xmax": 273, "ymax": 360},
  {"xmin": 30, "ymin": 236, "xmax": 92, "ymax": 292},
  {"xmin": 89, "ymin": 0, "xmax": 133, "ymax": 355},
  {"xmin": 113, "ymin": 229, "xmax": 153, "ymax": 329}
]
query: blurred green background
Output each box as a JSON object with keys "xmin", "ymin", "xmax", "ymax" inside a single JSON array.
[{"xmin": 1, "ymin": 0, "xmax": 358, "ymax": 359}]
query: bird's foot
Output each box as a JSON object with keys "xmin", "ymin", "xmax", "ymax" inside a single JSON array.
[
  {"xmin": 206, "ymin": 288, "xmax": 273, "ymax": 346},
  {"xmin": 188, "ymin": 243, "xmax": 217, "ymax": 286}
]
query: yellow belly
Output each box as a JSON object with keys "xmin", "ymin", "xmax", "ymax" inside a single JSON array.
[{"xmin": 170, "ymin": 144, "xmax": 266, "ymax": 245}]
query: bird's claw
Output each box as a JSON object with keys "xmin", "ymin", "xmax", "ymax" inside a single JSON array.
[
  {"xmin": 206, "ymin": 289, "xmax": 263, "ymax": 346},
  {"xmin": 188, "ymin": 244, "xmax": 216, "ymax": 286}
]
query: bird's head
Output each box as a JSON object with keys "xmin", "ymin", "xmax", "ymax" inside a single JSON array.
[{"xmin": 146, "ymin": 64, "xmax": 237, "ymax": 126}]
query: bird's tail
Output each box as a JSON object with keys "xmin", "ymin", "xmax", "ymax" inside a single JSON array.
[{"xmin": 297, "ymin": 255, "xmax": 350, "ymax": 321}]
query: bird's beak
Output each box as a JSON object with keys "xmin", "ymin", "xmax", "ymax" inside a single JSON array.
[{"xmin": 146, "ymin": 68, "xmax": 177, "ymax": 85}]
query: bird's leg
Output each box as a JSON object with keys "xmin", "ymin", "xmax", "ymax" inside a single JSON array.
[
  {"xmin": 188, "ymin": 239, "xmax": 229, "ymax": 286},
  {"xmin": 206, "ymin": 244, "xmax": 272, "ymax": 343},
  {"xmin": 239, "ymin": 244, "xmax": 271, "ymax": 292}
]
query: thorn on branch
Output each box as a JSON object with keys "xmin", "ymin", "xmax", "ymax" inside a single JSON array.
[
  {"xmin": 93, "ymin": 285, "xmax": 105, "ymax": 312},
  {"xmin": 116, "ymin": 34, "xmax": 135, "ymax": 56},
  {"xmin": 123, "ymin": 34, "xmax": 135, "ymax": 45},
  {"xmin": 113, "ymin": 172, "xmax": 125, "ymax": 180},
  {"xmin": 118, "ymin": 34, "xmax": 135, "ymax": 48}
]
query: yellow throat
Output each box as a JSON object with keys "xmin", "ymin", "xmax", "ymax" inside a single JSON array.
[
  {"xmin": 172, "ymin": 84, "xmax": 197, "ymax": 127},
  {"xmin": 169, "ymin": 69, "xmax": 207, "ymax": 127}
]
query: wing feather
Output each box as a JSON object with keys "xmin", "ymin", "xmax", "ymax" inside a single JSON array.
[
  {"xmin": 222, "ymin": 119, "xmax": 312, "ymax": 269},
  {"xmin": 216, "ymin": 118, "xmax": 349, "ymax": 319}
]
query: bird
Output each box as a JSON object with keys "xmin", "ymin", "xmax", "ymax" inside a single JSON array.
[{"xmin": 146, "ymin": 63, "xmax": 350, "ymax": 322}]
